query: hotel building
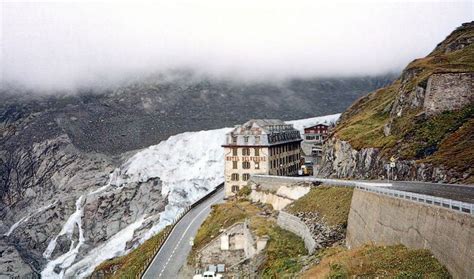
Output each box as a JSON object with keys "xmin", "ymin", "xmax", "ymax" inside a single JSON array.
[{"xmin": 222, "ymin": 119, "xmax": 302, "ymax": 198}]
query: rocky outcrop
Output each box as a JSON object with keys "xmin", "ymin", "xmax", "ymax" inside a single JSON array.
[
  {"xmin": 318, "ymin": 137, "xmax": 468, "ymax": 183},
  {"xmin": 0, "ymin": 240, "xmax": 36, "ymax": 278}
]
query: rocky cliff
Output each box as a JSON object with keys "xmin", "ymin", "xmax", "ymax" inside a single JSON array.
[
  {"xmin": 0, "ymin": 134, "xmax": 168, "ymax": 277},
  {"xmin": 319, "ymin": 22, "xmax": 474, "ymax": 183}
]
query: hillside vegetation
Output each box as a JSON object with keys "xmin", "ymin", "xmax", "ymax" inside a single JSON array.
[
  {"xmin": 333, "ymin": 22, "xmax": 474, "ymax": 168},
  {"xmin": 92, "ymin": 226, "xmax": 171, "ymax": 278},
  {"xmin": 302, "ymin": 245, "xmax": 450, "ymax": 279},
  {"xmin": 286, "ymin": 186, "xmax": 354, "ymax": 227}
]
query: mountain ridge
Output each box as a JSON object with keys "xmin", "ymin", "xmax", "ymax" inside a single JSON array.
[{"xmin": 320, "ymin": 21, "xmax": 474, "ymax": 183}]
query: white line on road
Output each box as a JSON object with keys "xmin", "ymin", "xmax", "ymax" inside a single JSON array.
[
  {"xmin": 142, "ymin": 192, "xmax": 223, "ymax": 279},
  {"xmin": 158, "ymin": 194, "xmax": 222, "ymax": 278}
]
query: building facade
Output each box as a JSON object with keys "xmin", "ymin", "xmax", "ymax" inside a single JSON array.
[
  {"xmin": 303, "ymin": 124, "xmax": 329, "ymax": 144},
  {"xmin": 301, "ymin": 123, "xmax": 330, "ymax": 165},
  {"xmin": 222, "ymin": 119, "xmax": 302, "ymax": 198}
]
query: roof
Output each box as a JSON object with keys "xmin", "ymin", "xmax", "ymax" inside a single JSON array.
[
  {"xmin": 241, "ymin": 119, "xmax": 289, "ymax": 133},
  {"xmin": 304, "ymin": 123, "xmax": 329, "ymax": 129}
]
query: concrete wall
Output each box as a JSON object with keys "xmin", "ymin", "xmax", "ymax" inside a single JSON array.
[
  {"xmin": 347, "ymin": 189, "xmax": 474, "ymax": 278},
  {"xmin": 277, "ymin": 211, "xmax": 315, "ymax": 254}
]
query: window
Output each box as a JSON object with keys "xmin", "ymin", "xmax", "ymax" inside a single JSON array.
[
  {"xmin": 232, "ymin": 136, "xmax": 237, "ymax": 143},
  {"xmin": 233, "ymin": 161, "xmax": 238, "ymax": 169},
  {"xmin": 255, "ymin": 136, "xmax": 260, "ymax": 144},
  {"xmin": 242, "ymin": 161, "xmax": 250, "ymax": 169},
  {"xmin": 242, "ymin": 148, "xmax": 250, "ymax": 156},
  {"xmin": 254, "ymin": 148, "xmax": 259, "ymax": 156},
  {"xmin": 244, "ymin": 136, "xmax": 249, "ymax": 143},
  {"xmin": 255, "ymin": 163, "xmax": 260, "ymax": 169},
  {"xmin": 232, "ymin": 148, "xmax": 238, "ymax": 156},
  {"xmin": 232, "ymin": 185, "xmax": 239, "ymax": 193},
  {"xmin": 243, "ymin": 173, "xmax": 250, "ymax": 181},
  {"xmin": 231, "ymin": 173, "xmax": 239, "ymax": 181}
]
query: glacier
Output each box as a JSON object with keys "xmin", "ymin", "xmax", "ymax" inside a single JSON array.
[{"xmin": 41, "ymin": 113, "xmax": 340, "ymax": 278}]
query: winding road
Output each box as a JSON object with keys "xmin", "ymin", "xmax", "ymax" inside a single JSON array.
[
  {"xmin": 141, "ymin": 177, "xmax": 473, "ymax": 278},
  {"xmin": 142, "ymin": 187, "xmax": 224, "ymax": 279}
]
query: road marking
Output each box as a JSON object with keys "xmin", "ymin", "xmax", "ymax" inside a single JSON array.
[
  {"xmin": 142, "ymin": 190, "xmax": 223, "ymax": 279},
  {"xmin": 158, "ymin": 194, "xmax": 222, "ymax": 278}
]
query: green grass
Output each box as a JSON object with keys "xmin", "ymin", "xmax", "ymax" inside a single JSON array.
[
  {"xmin": 286, "ymin": 186, "xmax": 354, "ymax": 227},
  {"xmin": 423, "ymin": 117, "xmax": 474, "ymax": 175},
  {"xmin": 302, "ymin": 245, "xmax": 450, "ymax": 278},
  {"xmin": 259, "ymin": 226, "xmax": 307, "ymax": 278},
  {"xmin": 335, "ymin": 82, "xmax": 400, "ymax": 150},
  {"xmin": 398, "ymin": 105, "xmax": 474, "ymax": 159},
  {"xmin": 93, "ymin": 226, "xmax": 171, "ymax": 279}
]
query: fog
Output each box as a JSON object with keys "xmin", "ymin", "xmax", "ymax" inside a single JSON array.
[{"xmin": 1, "ymin": 0, "xmax": 472, "ymax": 91}]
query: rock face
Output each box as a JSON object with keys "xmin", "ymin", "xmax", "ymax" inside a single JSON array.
[
  {"xmin": 319, "ymin": 137, "xmax": 463, "ymax": 182},
  {"xmin": 0, "ymin": 240, "xmax": 36, "ymax": 278},
  {"xmin": 0, "ymin": 133, "xmax": 169, "ymax": 277}
]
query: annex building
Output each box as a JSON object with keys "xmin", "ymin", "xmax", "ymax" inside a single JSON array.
[{"xmin": 222, "ymin": 119, "xmax": 302, "ymax": 198}]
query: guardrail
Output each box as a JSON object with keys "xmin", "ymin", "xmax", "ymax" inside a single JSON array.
[
  {"xmin": 252, "ymin": 175, "xmax": 474, "ymax": 215},
  {"xmin": 355, "ymin": 184, "xmax": 474, "ymax": 215},
  {"xmin": 139, "ymin": 183, "xmax": 224, "ymax": 278}
]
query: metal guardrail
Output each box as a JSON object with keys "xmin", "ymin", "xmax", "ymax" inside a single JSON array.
[
  {"xmin": 139, "ymin": 183, "xmax": 224, "ymax": 278},
  {"xmin": 355, "ymin": 184, "xmax": 474, "ymax": 215},
  {"xmin": 252, "ymin": 175, "xmax": 474, "ymax": 215}
]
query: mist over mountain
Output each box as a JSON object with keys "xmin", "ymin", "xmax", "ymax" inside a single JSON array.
[{"xmin": 1, "ymin": 72, "xmax": 395, "ymax": 155}]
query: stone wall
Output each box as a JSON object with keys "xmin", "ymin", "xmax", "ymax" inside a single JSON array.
[
  {"xmin": 277, "ymin": 211, "xmax": 315, "ymax": 254},
  {"xmin": 346, "ymin": 189, "xmax": 474, "ymax": 278},
  {"xmin": 424, "ymin": 73, "xmax": 473, "ymax": 115}
]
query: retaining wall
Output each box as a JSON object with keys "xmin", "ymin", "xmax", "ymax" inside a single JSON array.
[
  {"xmin": 277, "ymin": 211, "xmax": 316, "ymax": 254},
  {"xmin": 347, "ymin": 189, "xmax": 474, "ymax": 278}
]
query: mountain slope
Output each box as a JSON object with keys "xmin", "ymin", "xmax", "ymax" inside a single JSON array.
[{"xmin": 320, "ymin": 22, "xmax": 474, "ymax": 183}]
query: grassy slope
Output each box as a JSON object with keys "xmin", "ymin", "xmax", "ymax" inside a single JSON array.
[
  {"xmin": 189, "ymin": 200, "xmax": 306, "ymax": 277},
  {"xmin": 285, "ymin": 186, "xmax": 354, "ymax": 227},
  {"xmin": 333, "ymin": 24, "xmax": 474, "ymax": 169},
  {"xmin": 93, "ymin": 226, "xmax": 170, "ymax": 278},
  {"xmin": 302, "ymin": 245, "xmax": 450, "ymax": 279}
]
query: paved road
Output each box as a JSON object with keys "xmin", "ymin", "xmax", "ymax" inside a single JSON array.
[
  {"xmin": 385, "ymin": 181, "xmax": 474, "ymax": 203},
  {"xmin": 143, "ymin": 187, "xmax": 224, "ymax": 279}
]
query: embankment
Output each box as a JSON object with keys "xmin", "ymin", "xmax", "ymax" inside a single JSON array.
[{"xmin": 346, "ymin": 189, "xmax": 474, "ymax": 278}]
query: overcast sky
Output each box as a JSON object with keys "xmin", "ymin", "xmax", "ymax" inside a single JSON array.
[{"xmin": 1, "ymin": 0, "xmax": 473, "ymax": 90}]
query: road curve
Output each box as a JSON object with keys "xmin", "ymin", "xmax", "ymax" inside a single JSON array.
[{"xmin": 142, "ymin": 187, "xmax": 224, "ymax": 279}]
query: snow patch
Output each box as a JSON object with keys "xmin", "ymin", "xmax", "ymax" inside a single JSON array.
[
  {"xmin": 64, "ymin": 215, "xmax": 147, "ymax": 278},
  {"xmin": 42, "ymin": 196, "xmax": 85, "ymax": 278},
  {"xmin": 4, "ymin": 202, "xmax": 56, "ymax": 236}
]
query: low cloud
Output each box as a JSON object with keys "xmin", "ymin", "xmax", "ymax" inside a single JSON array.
[{"xmin": 1, "ymin": 0, "xmax": 472, "ymax": 91}]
